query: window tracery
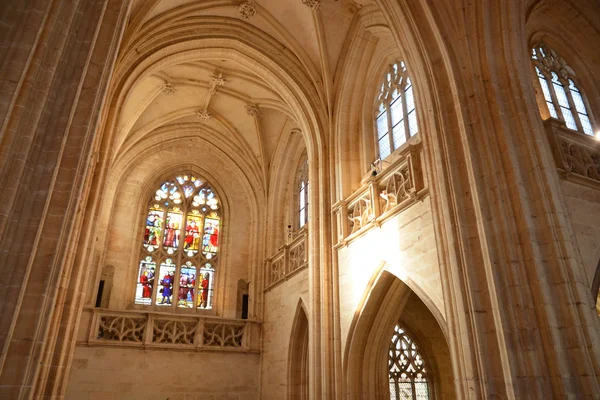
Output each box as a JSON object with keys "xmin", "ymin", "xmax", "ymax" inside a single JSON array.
[
  {"xmin": 135, "ymin": 174, "xmax": 220, "ymax": 310},
  {"xmin": 531, "ymin": 43, "xmax": 594, "ymax": 136},
  {"xmin": 375, "ymin": 61, "xmax": 419, "ymax": 160},
  {"xmin": 388, "ymin": 324, "xmax": 430, "ymax": 400},
  {"xmin": 296, "ymin": 155, "xmax": 309, "ymax": 229}
]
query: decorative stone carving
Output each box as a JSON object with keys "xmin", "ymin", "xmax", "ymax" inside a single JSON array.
[
  {"xmin": 152, "ymin": 319, "xmax": 197, "ymax": 345},
  {"xmin": 246, "ymin": 103, "xmax": 260, "ymax": 117},
  {"xmin": 96, "ymin": 315, "xmax": 146, "ymax": 342},
  {"xmin": 348, "ymin": 194, "xmax": 373, "ymax": 234},
  {"xmin": 209, "ymin": 72, "xmax": 226, "ymax": 95},
  {"xmin": 560, "ymin": 139, "xmax": 600, "ymax": 181},
  {"xmin": 203, "ymin": 323, "xmax": 244, "ymax": 347},
  {"xmin": 238, "ymin": 1, "xmax": 257, "ymax": 19},
  {"xmin": 161, "ymin": 82, "xmax": 176, "ymax": 95},
  {"xmin": 197, "ymin": 109, "xmax": 212, "ymax": 120},
  {"xmin": 302, "ymin": 0, "xmax": 321, "ymax": 11}
]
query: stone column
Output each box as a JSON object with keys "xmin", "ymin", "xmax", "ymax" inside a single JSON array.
[
  {"xmin": 0, "ymin": 0, "xmax": 130, "ymax": 398},
  {"xmin": 377, "ymin": 0, "xmax": 600, "ymax": 397}
]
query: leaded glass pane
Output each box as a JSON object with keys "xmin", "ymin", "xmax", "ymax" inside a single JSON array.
[
  {"xmin": 388, "ymin": 324, "xmax": 430, "ymax": 400},
  {"xmin": 136, "ymin": 173, "xmax": 222, "ymax": 310},
  {"xmin": 197, "ymin": 264, "xmax": 214, "ymax": 309},
  {"xmin": 377, "ymin": 110, "xmax": 389, "ymax": 139},
  {"xmin": 405, "ymin": 84, "xmax": 415, "ymax": 113},
  {"xmin": 537, "ymin": 73, "xmax": 558, "ymax": 119},
  {"xmin": 532, "ymin": 44, "xmax": 596, "ymax": 135},
  {"xmin": 202, "ymin": 213, "xmax": 220, "ymax": 257},
  {"xmin": 392, "ymin": 122, "xmax": 406, "ymax": 149},
  {"xmin": 135, "ymin": 257, "xmax": 156, "ymax": 305},
  {"xmin": 408, "ymin": 110, "xmax": 418, "ymax": 137},
  {"xmin": 551, "ymin": 75, "xmax": 578, "ymax": 130},
  {"xmin": 579, "ymin": 114, "xmax": 594, "ymax": 136},
  {"xmin": 379, "ymin": 135, "xmax": 391, "ymax": 159},
  {"xmin": 375, "ymin": 61, "xmax": 419, "ymax": 160},
  {"xmin": 390, "ymin": 96, "xmax": 404, "ymax": 126},
  {"xmin": 178, "ymin": 262, "xmax": 196, "ymax": 308},
  {"xmin": 156, "ymin": 259, "xmax": 176, "ymax": 306}
]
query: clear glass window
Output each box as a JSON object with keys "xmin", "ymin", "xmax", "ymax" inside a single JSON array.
[{"xmin": 375, "ymin": 61, "xmax": 419, "ymax": 160}]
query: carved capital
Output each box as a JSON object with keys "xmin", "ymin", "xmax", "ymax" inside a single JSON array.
[
  {"xmin": 302, "ymin": 0, "xmax": 321, "ymax": 11},
  {"xmin": 238, "ymin": 1, "xmax": 257, "ymax": 19}
]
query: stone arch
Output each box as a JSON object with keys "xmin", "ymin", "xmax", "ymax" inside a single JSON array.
[
  {"xmin": 343, "ymin": 267, "xmax": 453, "ymax": 399},
  {"xmin": 267, "ymin": 128, "xmax": 307, "ymax": 254},
  {"xmin": 288, "ymin": 299, "xmax": 310, "ymax": 400},
  {"xmin": 332, "ymin": 5, "xmax": 401, "ymax": 199}
]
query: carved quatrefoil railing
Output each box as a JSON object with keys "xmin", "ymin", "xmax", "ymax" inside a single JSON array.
[
  {"xmin": 264, "ymin": 227, "xmax": 308, "ymax": 290},
  {"xmin": 83, "ymin": 309, "xmax": 260, "ymax": 352},
  {"xmin": 333, "ymin": 142, "xmax": 427, "ymax": 247},
  {"xmin": 544, "ymin": 118, "xmax": 600, "ymax": 186}
]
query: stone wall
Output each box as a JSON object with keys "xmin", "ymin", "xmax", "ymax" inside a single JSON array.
[
  {"xmin": 336, "ymin": 196, "xmax": 442, "ymax": 355},
  {"xmin": 260, "ymin": 269, "xmax": 309, "ymax": 399},
  {"xmin": 66, "ymin": 346, "xmax": 260, "ymax": 400},
  {"xmin": 561, "ymin": 180, "xmax": 600, "ymax": 286}
]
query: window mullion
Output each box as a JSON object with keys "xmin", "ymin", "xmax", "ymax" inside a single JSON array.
[
  {"xmin": 561, "ymin": 78, "xmax": 585, "ymax": 132},
  {"xmin": 545, "ymin": 71, "xmax": 564, "ymax": 122},
  {"xmin": 401, "ymin": 87, "xmax": 410, "ymax": 142},
  {"xmin": 386, "ymin": 101, "xmax": 394, "ymax": 153}
]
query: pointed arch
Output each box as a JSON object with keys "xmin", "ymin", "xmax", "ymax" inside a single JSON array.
[
  {"xmin": 343, "ymin": 268, "xmax": 454, "ymax": 399},
  {"xmin": 288, "ymin": 299, "xmax": 309, "ymax": 400}
]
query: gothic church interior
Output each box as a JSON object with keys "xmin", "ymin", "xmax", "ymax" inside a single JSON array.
[{"xmin": 1, "ymin": 0, "xmax": 600, "ymax": 398}]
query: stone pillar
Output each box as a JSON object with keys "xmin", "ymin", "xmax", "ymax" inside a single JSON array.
[
  {"xmin": 377, "ymin": 0, "xmax": 600, "ymax": 397},
  {"xmin": 0, "ymin": 0, "xmax": 130, "ymax": 398}
]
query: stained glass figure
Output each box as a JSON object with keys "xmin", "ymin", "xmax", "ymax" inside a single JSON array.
[
  {"xmin": 183, "ymin": 211, "xmax": 203, "ymax": 255},
  {"xmin": 156, "ymin": 259, "xmax": 176, "ymax": 306},
  {"xmin": 134, "ymin": 257, "xmax": 156, "ymax": 305},
  {"xmin": 163, "ymin": 209, "xmax": 182, "ymax": 253},
  {"xmin": 178, "ymin": 262, "xmax": 196, "ymax": 308},
  {"xmin": 202, "ymin": 214, "xmax": 220, "ymax": 257},
  {"xmin": 144, "ymin": 207, "xmax": 164, "ymax": 251},
  {"xmin": 136, "ymin": 172, "xmax": 221, "ymax": 311},
  {"xmin": 197, "ymin": 264, "xmax": 215, "ymax": 309}
]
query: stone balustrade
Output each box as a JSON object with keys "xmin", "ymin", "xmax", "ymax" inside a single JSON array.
[
  {"xmin": 264, "ymin": 227, "xmax": 308, "ymax": 290},
  {"xmin": 332, "ymin": 142, "xmax": 427, "ymax": 247},
  {"xmin": 544, "ymin": 118, "xmax": 600, "ymax": 185},
  {"xmin": 81, "ymin": 309, "xmax": 261, "ymax": 352}
]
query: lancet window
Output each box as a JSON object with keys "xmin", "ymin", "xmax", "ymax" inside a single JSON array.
[
  {"xmin": 135, "ymin": 174, "xmax": 221, "ymax": 310},
  {"xmin": 375, "ymin": 61, "xmax": 419, "ymax": 160},
  {"xmin": 531, "ymin": 43, "xmax": 594, "ymax": 136},
  {"xmin": 296, "ymin": 155, "xmax": 309, "ymax": 229},
  {"xmin": 388, "ymin": 324, "xmax": 430, "ymax": 400}
]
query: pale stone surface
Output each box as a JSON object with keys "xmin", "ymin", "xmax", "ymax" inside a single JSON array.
[
  {"xmin": 65, "ymin": 347, "xmax": 260, "ymax": 400},
  {"xmin": 1, "ymin": 0, "xmax": 600, "ymax": 398}
]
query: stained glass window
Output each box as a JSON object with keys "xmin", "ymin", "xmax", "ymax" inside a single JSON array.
[
  {"xmin": 531, "ymin": 43, "xmax": 595, "ymax": 136},
  {"xmin": 135, "ymin": 173, "xmax": 221, "ymax": 310},
  {"xmin": 375, "ymin": 61, "xmax": 419, "ymax": 160},
  {"xmin": 388, "ymin": 324, "xmax": 430, "ymax": 400},
  {"xmin": 296, "ymin": 155, "xmax": 309, "ymax": 229}
]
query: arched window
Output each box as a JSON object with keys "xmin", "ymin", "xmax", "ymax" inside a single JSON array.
[
  {"xmin": 388, "ymin": 324, "xmax": 430, "ymax": 400},
  {"xmin": 531, "ymin": 43, "xmax": 595, "ymax": 136},
  {"xmin": 375, "ymin": 61, "xmax": 419, "ymax": 160},
  {"xmin": 296, "ymin": 155, "xmax": 309, "ymax": 229},
  {"xmin": 135, "ymin": 173, "xmax": 221, "ymax": 310}
]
